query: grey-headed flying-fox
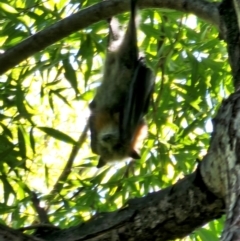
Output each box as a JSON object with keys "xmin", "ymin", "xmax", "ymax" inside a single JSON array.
[{"xmin": 89, "ymin": 0, "xmax": 154, "ymax": 167}]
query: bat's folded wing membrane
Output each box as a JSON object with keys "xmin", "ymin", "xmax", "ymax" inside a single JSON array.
[{"xmin": 121, "ymin": 59, "xmax": 154, "ymax": 142}]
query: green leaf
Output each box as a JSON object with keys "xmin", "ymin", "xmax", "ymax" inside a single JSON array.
[
  {"xmin": 196, "ymin": 228, "xmax": 219, "ymax": 241},
  {"xmin": 63, "ymin": 56, "xmax": 79, "ymax": 96},
  {"xmin": 1, "ymin": 175, "xmax": 15, "ymax": 203},
  {"xmin": 17, "ymin": 126, "xmax": 26, "ymax": 159},
  {"xmin": 38, "ymin": 127, "xmax": 77, "ymax": 145},
  {"xmin": 0, "ymin": 3, "xmax": 18, "ymax": 14},
  {"xmin": 29, "ymin": 127, "xmax": 35, "ymax": 154}
]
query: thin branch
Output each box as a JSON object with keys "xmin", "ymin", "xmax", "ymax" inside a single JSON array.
[
  {"xmin": 31, "ymin": 192, "xmax": 50, "ymax": 224},
  {"xmin": 0, "ymin": 0, "xmax": 219, "ymax": 75},
  {"xmin": 50, "ymin": 122, "xmax": 89, "ymax": 196}
]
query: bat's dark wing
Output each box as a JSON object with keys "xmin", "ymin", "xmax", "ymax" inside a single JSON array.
[{"xmin": 120, "ymin": 58, "xmax": 154, "ymax": 143}]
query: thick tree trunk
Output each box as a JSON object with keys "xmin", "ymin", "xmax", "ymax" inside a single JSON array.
[
  {"xmin": 201, "ymin": 92, "xmax": 240, "ymax": 241},
  {"xmin": 199, "ymin": 0, "xmax": 240, "ymax": 240}
]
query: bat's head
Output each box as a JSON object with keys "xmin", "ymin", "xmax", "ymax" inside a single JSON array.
[
  {"xmin": 89, "ymin": 110, "xmax": 142, "ymax": 168},
  {"xmin": 96, "ymin": 141, "xmax": 141, "ymax": 168},
  {"xmin": 96, "ymin": 119, "xmax": 148, "ymax": 168},
  {"xmin": 96, "ymin": 118, "xmax": 137, "ymax": 167}
]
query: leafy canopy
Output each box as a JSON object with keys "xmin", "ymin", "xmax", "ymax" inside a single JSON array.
[{"xmin": 0, "ymin": 0, "xmax": 230, "ymax": 239}]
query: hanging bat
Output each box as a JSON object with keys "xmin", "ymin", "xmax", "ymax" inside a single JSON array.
[{"xmin": 89, "ymin": 0, "xmax": 154, "ymax": 168}]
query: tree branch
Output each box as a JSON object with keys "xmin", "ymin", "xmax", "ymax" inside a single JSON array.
[
  {"xmin": 0, "ymin": 0, "xmax": 219, "ymax": 75},
  {"xmin": 50, "ymin": 123, "xmax": 89, "ymax": 197},
  {"xmin": 31, "ymin": 168, "xmax": 224, "ymax": 241},
  {"xmin": 0, "ymin": 223, "xmax": 43, "ymax": 241},
  {"xmin": 200, "ymin": 91, "xmax": 240, "ymax": 240},
  {"xmin": 218, "ymin": 0, "xmax": 240, "ymax": 90}
]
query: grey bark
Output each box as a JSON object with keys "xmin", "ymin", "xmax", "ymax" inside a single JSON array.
[
  {"xmin": 200, "ymin": 0, "xmax": 240, "ymax": 240},
  {"xmin": 200, "ymin": 92, "xmax": 240, "ymax": 241}
]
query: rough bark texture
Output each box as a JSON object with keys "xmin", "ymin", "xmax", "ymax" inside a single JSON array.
[
  {"xmin": 199, "ymin": 0, "xmax": 240, "ymax": 240},
  {"xmin": 201, "ymin": 92, "xmax": 240, "ymax": 241}
]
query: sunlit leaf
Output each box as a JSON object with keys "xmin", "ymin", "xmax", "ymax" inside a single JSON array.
[{"xmin": 38, "ymin": 127, "xmax": 77, "ymax": 145}]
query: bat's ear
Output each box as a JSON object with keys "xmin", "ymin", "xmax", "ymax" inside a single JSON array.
[
  {"xmin": 97, "ymin": 157, "xmax": 106, "ymax": 168},
  {"xmin": 129, "ymin": 149, "xmax": 141, "ymax": 159}
]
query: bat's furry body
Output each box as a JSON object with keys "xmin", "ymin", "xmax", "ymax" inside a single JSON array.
[{"xmin": 89, "ymin": 0, "xmax": 154, "ymax": 167}]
